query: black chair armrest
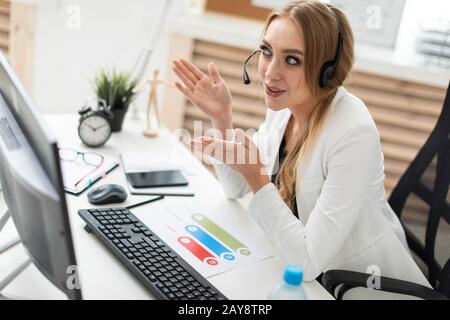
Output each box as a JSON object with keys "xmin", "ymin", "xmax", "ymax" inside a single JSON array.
[{"xmin": 322, "ymin": 270, "xmax": 448, "ymax": 300}]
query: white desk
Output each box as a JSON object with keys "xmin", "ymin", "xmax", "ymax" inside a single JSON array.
[{"xmin": 0, "ymin": 113, "xmax": 333, "ymax": 300}]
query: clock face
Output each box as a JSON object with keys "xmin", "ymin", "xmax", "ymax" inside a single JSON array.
[{"xmin": 78, "ymin": 115, "xmax": 112, "ymax": 148}]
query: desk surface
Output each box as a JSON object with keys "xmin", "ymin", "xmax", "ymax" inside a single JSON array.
[{"xmin": 0, "ymin": 113, "xmax": 333, "ymax": 300}]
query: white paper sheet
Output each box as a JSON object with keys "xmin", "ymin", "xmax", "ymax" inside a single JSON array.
[{"xmin": 131, "ymin": 197, "xmax": 274, "ymax": 278}]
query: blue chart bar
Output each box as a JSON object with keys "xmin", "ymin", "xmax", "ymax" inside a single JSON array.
[{"xmin": 185, "ymin": 225, "xmax": 235, "ymax": 261}]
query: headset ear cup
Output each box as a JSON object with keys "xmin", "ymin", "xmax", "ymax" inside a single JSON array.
[{"xmin": 319, "ymin": 61, "xmax": 335, "ymax": 88}]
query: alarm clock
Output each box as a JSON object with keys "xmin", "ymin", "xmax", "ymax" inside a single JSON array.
[{"xmin": 78, "ymin": 98, "xmax": 113, "ymax": 148}]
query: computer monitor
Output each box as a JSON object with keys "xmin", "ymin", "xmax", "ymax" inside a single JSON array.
[{"xmin": 0, "ymin": 52, "xmax": 82, "ymax": 300}]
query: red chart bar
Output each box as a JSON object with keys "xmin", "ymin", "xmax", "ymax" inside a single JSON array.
[{"xmin": 178, "ymin": 236, "xmax": 219, "ymax": 266}]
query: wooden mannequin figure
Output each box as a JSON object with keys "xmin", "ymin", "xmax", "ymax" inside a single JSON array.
[{"xmin": 133, "ymin": 69, "xmax": 174, "ymax": 137}]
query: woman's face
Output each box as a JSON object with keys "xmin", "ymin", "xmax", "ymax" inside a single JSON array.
[{"xmin": 258, "ymin": 16, "xmax": 313, "ymax": 112}]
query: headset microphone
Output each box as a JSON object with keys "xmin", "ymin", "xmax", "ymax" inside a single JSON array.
[{"xmin": 242, "ymin": 50, "xmax": 260, "ymax": 85}]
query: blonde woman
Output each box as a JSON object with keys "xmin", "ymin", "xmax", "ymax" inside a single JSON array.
[{"xmin": 172, "ymin": 1, "xmax": 430, "ymax": 299}]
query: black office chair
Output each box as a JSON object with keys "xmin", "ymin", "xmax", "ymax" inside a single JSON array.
[{"xmin": 322, "ymin": 82, "xmax": 450, "ymax": 300}]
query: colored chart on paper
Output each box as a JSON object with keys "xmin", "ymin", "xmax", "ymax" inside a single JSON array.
[
  {"xmin": 177, "ymin": 236, "xmax": 218, "ymax": 266},
  {"xmin": 131, "ymin": 197, "xmax": 274, "ymax": 278},
  {"xmin": 185, "ymin": 225, "xmax": 236, "ymax": 261},
  {"xmin": 192, "ymin": 214, "xmax": 252, "ymax": 256}
]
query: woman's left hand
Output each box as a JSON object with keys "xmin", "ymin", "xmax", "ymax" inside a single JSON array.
[{"xmin": 190, "ymin": 129, "xmax": 271, "ymax": 193}]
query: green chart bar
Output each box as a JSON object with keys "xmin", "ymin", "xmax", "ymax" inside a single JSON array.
[{"xmin": 192, "ymin": 214, "xmax": 251, "ymax": 256}]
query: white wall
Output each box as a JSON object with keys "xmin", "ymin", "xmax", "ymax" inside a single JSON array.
[{"xmin": 30, "ymin": 0, "xmax": 188, "ymax": 113}]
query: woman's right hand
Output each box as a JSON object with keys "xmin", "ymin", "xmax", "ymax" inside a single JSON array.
[{"xmin": 172, "ymin": 59, "xmax": 232, "ymax": 124}]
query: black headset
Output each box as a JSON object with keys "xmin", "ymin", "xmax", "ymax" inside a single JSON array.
[
  {"xmin": 242, "ymin": 50, "xmax": 261, "ymax": 85},
  {"xmin": 319, "ymin": 31, "xmax": 343, "ymax": 88},
  {"xmin": 243, "ymin": 6, "xmax": 343, "ymax": 89}
]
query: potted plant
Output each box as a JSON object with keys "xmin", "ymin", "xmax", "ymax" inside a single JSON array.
[{"xmin": 93, "ymin": 69, "xmax": 138, "ymax": 132}]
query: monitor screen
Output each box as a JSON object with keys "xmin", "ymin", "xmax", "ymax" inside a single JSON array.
[{"xmin": 0, "ymin": 53, "xmax": 81, "ymax": 300}]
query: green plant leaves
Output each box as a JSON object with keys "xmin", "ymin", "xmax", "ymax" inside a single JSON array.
[{"xmin": 93, "ymin": 69, "xmax": 138, "ymax": 110}]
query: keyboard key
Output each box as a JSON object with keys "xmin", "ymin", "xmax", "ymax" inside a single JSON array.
[
  {"xmin": 181, "ymin": 280, "xmax": 190, "ymax": 287},
  {"xmin": 208, "ymin": 288, "xmax": 219, "ymax": 295},
  {"xmin": 169, "ymin": 277, "xmax": 178, "ymax": 284},
  {"xmin": 181, "ymin": 288, "xmax": 189, "ymax": 294},
  {"xmin": 146, "ymin": 241, "xmax": 159, "ymax": 250},
  {"xmin": 120, "ymin": 239, "xmax": 132, "ymax": 247},
  {"xmin": 175, "ymin": 283, "xmax": 183, "ymax": 289},
  {"xmin": 167, "ymin": 293, "xmax": 176, "ymax": 299},
  {"xmin": 125, "ymin": 253, "xmax": 134, "ymax": 259},
  {"xmin": 161, "ymin": 288, "xmax": 171, "ymax": 295},
  {"xmin": 156, "ymin": 282, "xmax": 165, "ymax": 290},
  {"xmin": 138, "ymin": 264, "xmax": 146, "ymax": 271}
]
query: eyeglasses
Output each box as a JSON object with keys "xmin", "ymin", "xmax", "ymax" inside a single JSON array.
[{"xmin": 58, "ymin": 148, "xmax": 104, "ymax": 188}]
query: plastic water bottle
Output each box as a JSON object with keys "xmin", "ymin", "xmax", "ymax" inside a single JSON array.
[{"xmin": 268, "ymin": 265, "xmax": 307, "ymax": 300}]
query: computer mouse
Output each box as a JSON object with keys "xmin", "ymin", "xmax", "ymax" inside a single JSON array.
[{"xmin": 87, "ymin": 184, "xmax": 128, "ymax": 205}]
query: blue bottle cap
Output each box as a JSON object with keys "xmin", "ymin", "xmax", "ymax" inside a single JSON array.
[{"xmin": 284, "ymin": 265, "xmax": 304, "ymax": 286}]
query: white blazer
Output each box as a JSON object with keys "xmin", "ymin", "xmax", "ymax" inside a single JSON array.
[{"xmin": 213, "ymin": 87, "xmax": 431, "ymax": 299}]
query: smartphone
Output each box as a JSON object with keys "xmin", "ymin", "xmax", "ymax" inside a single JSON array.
[{"xmin": 126, "ymin": 170, "xmax": 189, "ymax": 188}]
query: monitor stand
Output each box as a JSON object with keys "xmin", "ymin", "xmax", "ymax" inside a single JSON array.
[{"xmin": 0, "ymin": 209, "xmax": 31, "ymax": 300}]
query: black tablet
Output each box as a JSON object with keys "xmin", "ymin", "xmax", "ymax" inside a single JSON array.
[{"xmin": 126, "ymin": 170, "xmax": 189, "ymax": 188}]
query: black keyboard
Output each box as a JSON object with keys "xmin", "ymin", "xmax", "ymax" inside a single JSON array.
[{"xmin": 78, "ymin": 207, "xmax": 228, "ymax": 300}]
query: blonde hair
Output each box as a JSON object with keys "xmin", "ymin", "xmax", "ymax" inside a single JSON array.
[{"xmin": 263, "ymin": 1, "xmax": 355, "ymax": 210}]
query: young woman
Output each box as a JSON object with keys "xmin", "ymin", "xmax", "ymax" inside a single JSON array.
[{"xmin": 172, "ymin": 1, "xmax": 430, "ymax": 299}]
